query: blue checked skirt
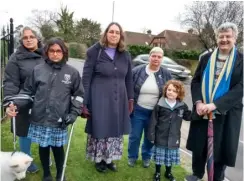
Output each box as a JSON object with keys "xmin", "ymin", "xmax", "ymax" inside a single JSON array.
[
  {"xmin": 27, "ymin": 124, "xmax": 68, "ymax": 147},
  {"xmin": 152, "ymin": 146, "xmax": 180, "ymax": 166}
]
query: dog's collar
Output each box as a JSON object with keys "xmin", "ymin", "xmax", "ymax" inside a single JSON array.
[{"xmin": 11, "ymin": 151, "xmax": 16, "ymax": 156}]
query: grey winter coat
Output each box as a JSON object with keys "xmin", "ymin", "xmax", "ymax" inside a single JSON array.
[{"xmin": 3, "ymin": 45, "xmax": 44, "ymax": 136}]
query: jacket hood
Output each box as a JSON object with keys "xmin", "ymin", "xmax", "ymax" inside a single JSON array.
[
  {"xmin": 15, "ymin": 45, "xmax": 43, "ymax": 60},
  {"xmin": 157, "ymin": 97, "xmax": 185, "ymax": 110}
]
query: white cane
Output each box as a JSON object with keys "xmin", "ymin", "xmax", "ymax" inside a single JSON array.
[
  {"xmin": 61, "ymin": 123, "xmax": 75, "ymax": 181},
  {"xmin": 10, "ymin": 101, "xmax": 17, "ymax": 151},
  {"xmin": 12, "ymin": 116, "xmax": 17, "ymax": 150}
]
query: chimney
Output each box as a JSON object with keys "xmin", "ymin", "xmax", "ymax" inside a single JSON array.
[
  {"xmin": 188, "ymin": 29, "xmax": 194, "ymax": 34},
  {"xmin": 147, "ymin": 29, "xmax": 152, "ymax": 35}
]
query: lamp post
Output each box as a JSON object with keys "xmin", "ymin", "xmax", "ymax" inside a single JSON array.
[{"xmin": 112, "ymin": 1, "xmax": 115, "ymax": 22}]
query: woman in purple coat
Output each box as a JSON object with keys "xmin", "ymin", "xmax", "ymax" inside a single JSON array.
[{"xmin": 82, "ymin": 22, "xmax": 134, "ymax": 173}]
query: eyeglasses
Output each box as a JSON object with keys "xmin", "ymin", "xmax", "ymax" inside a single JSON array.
[
  {"xmin": 48, "ymin": 49, "xmax": 63, "ymax": 55},
  {"xmin": 22, "ymin": 36, "xmax": 36, "ymax": 41}
]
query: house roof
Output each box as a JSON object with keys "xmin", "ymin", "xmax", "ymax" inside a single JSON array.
[
  {"xmin": 125, "ymin": 31, "xmax": 155, "ymax": 46},
  {"xmin": 151, "ymin": 29, "xmax": 205, "ymax": 50}
]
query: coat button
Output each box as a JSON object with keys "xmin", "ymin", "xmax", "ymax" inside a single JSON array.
[{"xmin": 114, "ymin": 67, "xmax": 117, "ymax": 70}]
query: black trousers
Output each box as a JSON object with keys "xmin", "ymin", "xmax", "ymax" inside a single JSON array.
[{"xmin": 192, "ymin": 142, "xmax": 226, "ymax": 181}]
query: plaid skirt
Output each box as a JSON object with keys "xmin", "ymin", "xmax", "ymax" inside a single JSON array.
[
  {"xmin": 86, "ymin": 134, "xmax": 123, "ymax": 164},
  {"xmin": 152, "ymin": 146, "xmax": 180, "ymax": 166},
  {"xmin": 27, "ymin": 124, "xmax": 68, "ymax": 147}
]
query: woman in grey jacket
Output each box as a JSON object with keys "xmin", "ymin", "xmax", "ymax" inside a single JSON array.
[{"xmin": 4, "ymin": 26, "xmax": 44, "ymax": 173}]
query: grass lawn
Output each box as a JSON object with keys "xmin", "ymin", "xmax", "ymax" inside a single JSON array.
[{"xmin": 1, "ymin": 118, "xmax": 187, "ymax": 181}]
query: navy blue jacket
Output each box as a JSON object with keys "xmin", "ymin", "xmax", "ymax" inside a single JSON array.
[{"xmin": 132, "ymin": 64, "xmax": 172, "ymax": 104}]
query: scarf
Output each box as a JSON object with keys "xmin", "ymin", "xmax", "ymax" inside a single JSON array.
[{"xmin": 201, "ymin": 46, "xmax": 237, "ymax": 118}]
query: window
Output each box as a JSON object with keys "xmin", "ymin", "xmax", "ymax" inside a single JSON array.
[
  {"xmin": 181, "ymin": 42, "xmax": 187, "ymax": 46},
  {"xmin": 140, "ymin": 55, "xmax": 149, "ymax": 61},
  {"xmin": 163, "ymin": 57, "xmax": 178, "ymax": 65}
]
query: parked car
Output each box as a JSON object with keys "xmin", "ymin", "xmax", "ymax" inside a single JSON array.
[{"xmin": 132, "ymin": 54, "xmax": 192, "ymax": 79}]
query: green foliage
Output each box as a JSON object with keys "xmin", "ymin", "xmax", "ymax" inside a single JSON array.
[
  {"xmin": 165, "ymin": 49, "xmax": 201, "ymax": 60},
  {"xmin": 68, "ymin": 42, "xmax": 87, "ymax": 59},
  {"xmin": 75, "ymin": 18, "xmax": 101, "ymax": 47},
  {"xmin": 1, "ymin": 40, "xmax": 8, "ymax": 65},
  {"xmin": 127, "ymin": 45, "xmax": 201, "ymax": 60},
  {"xmin": 55, "ymin": 6, "xmax": 75, "ymax": 42},
  {"xmin": 40, "ymin": 24, "xmax": 56, "ymax": 42},
  {"xmin": 29, "ymin": 5, "xmax": 102, "ymax": 46},
  {"xmin": 127, "ymin": 45, "xmax": 151, "ymax": 58}
]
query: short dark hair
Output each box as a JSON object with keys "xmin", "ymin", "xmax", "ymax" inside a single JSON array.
[
  {"xmin": 99, "ymin": 22, "xmax": 126, "ymax": 52},
  {"xmin": 44, "ymin": 37, "xmax": 68, "ymax": 61}
]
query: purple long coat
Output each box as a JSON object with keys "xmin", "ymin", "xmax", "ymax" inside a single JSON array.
[{"xmin": 82, "ymin": 43, "xmax": 133, "ymax": 139}]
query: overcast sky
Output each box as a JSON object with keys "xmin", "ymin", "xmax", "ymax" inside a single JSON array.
[{"xmin": 0, "ymin": 0, "xmax": 192, "ymax": 35}]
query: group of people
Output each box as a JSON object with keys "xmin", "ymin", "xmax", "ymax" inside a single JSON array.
[{"xmin": 3, "ymin": 21, "xmax": 243, "ymax": 181}]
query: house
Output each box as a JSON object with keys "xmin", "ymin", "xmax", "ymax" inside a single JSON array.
[
  {"xmin": 124, "ymin": 31, "xmax": 155, "ymax": 46},
  {"xmin": 150, "ymin": 29, "xmax": 205, "ymax": 51}
]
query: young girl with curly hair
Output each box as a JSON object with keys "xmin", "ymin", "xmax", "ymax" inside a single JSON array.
[{"xmin": 147, "ymin": 80, "xmax": 192, "ymax": 181}]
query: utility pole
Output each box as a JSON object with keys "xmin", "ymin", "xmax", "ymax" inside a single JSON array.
[{"xmin": 112, "ymin": 1, "xmax": 115, "ymax": 22}]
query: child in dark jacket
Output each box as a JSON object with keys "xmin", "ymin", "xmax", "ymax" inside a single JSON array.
[
  {"xmin": 147, "ymin": 80, "xmax": 191, "ymax": 181},
  {"xmin": 8, "ymin": 38, "xmax": 84, "ymax": 181}
]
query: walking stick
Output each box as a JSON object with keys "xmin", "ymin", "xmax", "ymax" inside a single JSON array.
[
  {"xmin": 12, "ymin": 106, "xmax": 17, "ymax": 151},
  {"xmin": 207, "ymin": 112, "xmax": 214, "ymax": 181},
  {"xmin": 61, "ymin": 122, "xmax": 75, "ymax": 181},
  {"xmin": 2, "ymin": 95, "xmax": 34, "ymax": 150},
  {"xmin": 4, "ymin": 101, "xmax": 17, "ymax": 150}
]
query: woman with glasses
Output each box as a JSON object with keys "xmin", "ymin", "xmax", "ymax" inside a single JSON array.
[
  {"xmin": 8, "ymin": 37, "xmax": 84, "ymax": 181},
  {"xmin": 82, "ymin": 22, "xmax": 134, "ymax": 173},
  {"xmin": 3, "ymin": 26, "xmax": 44, "ymax": 173}
]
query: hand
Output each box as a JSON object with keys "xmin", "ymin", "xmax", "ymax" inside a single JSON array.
[
  {"xmin": 81, "ymin": 106, "xmax": 90, "ymax": 119},
  {"xmin": 61, "ymin": 114, "xmax": 77, "ymax": 129},
  {"xmin": 202, "ymin": 103, "xmax": 217, "ymax": 114},
  {"xmin": 128, "ymin": 99, "xmax": 134, "ymax": 114},
  {"xmin": 5, "ymin": 103, "xmax": 18, "ymax": 118},
  {"xmin": 196, "ymin": 102, "xmax": 205, "ymax": 116}
]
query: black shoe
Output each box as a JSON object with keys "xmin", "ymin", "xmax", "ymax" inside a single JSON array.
[
  {"xmin": 95, "ymin": 162, "xmax": 107, "ymax": 173},
  {"xmin": 43, "ymin": 175, "xmax": 53, "ymax": 181},
  {"xmin": 106, "ymin": 162, "xmax": 118, "ymax": 172},
  {"xmin": 164, "ymin": 172, "xmax": 176, "ymax": 181},
  {"xmin": 153, "ymin": 173, "xmax": 161, "ymax": 181}
]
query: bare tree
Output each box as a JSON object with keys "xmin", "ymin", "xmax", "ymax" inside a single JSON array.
[
  {"xmin": 180, "ymin": 1, "xmax": 243, "ymax": 50},
  {"xmin": 28, "ymin": 9, "xmax": 57, "ymax": 29}
]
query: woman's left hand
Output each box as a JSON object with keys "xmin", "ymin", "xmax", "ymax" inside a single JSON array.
[{"xmin": 128, "ymin": 99, "xmax": 134, "ymax": 114}]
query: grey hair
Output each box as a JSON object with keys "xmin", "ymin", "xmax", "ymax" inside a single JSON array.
[
  {"xmin": 217, "ymin": 22, "xmax": 238, "ymax": 39},
  {"xmin": 19, "ymin": 26, "xmax": 42, "ymax": 41},
  {"xmin": 149, "ymin": 47, "xmax": 164, "ymax": 56}
]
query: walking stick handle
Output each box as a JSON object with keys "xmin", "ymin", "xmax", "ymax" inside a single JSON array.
[{"xmin": 208, "ymin": 112, "xmax": 213, "ymax": 120}]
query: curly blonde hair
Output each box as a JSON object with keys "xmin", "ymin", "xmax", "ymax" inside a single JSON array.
[{"xmin": 163, "ymin": 80, "xmax": 185, "ymax": 101}]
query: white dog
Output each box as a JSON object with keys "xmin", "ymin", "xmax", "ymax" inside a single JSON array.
[{"xmin": 0, "ymin": 151, "xmax": 33, "ymax": 181}]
